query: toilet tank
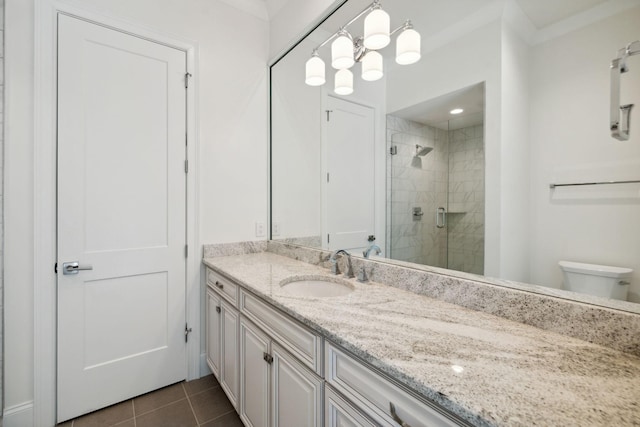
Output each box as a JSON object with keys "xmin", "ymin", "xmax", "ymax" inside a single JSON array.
[{"xmin": 558, "ymin": 261, "xmax": 632, "ymax": 301}]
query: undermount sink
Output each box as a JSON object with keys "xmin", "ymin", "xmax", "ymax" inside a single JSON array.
[{"xmin": 280, "ymin": 276, "xmax": 355, "ymax": 298}]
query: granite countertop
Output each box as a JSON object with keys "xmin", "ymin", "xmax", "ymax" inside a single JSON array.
[{"xmin": 203, "ymin": 252, "xmax": 640, "ymax": 427}]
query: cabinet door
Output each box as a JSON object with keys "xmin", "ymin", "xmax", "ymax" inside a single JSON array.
[
  {"xmin": 220, "ymin": 299, "xmax": 239, "ymax": 409},
  {"xmin": 240, "ymin": 317, "xmax": 270, "ymax": 427},
  {"xmin": 206, "ymin": 287, "xmax": 221, "ymax": 380},
  {"xmin": 325, "ymin": 385, "xmax": 377, "ymax": 427},
  {"xmin": 272, "ymin": 343, "xmax": 323, "ymax": 427}
]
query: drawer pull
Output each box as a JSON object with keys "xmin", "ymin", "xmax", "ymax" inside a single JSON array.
[
  {"xmin": 215, "ymin": 281, "xmax": 224, "ymax": 290},
  {"xmin": 390, "ymin": 402, "xmax": 412, "ymax": 427}
]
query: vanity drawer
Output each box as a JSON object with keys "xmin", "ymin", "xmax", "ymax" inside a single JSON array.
[
  {"xmin": 240, "ymin": 289, "xmax": 322, "ymax": 375},
  {"xmin": 325, "ymin": 342, "xmax": 466, "ymax": 427},
  {"xmin": 207, "ymin": 268, "xmax": 239, "ymax": 307}
]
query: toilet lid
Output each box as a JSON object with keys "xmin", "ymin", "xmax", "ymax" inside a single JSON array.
[{"xmin": 559, "ymin": 261, "xmax": 633, "ymax": 278}]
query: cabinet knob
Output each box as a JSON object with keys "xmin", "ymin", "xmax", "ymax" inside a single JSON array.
[
  {"xmin": 215, "ymin": 281, "xmax": 224, "ymax": 290},
  {"xmin": 216, "ymin": 306, "xmax": 221, "ymax": 314}
]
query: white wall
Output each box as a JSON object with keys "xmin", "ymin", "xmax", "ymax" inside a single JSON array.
[
  {"xmin": 4, "ymin": 0, "xmax": 269, "ymax": 417},
  {"xmin": 499, "ymin": 21, "xmax": 530, "ymax": 282},
  {"xmin": 269, "ymin": 0, "xmax": 342, "ymax": 60},
  {"xmin": 271, "ymin": 37, "xmax": 322, "ymax": 241},
  {"xmin": 0, "ymin": 0, "xmax": 5, "ymax": 413},
  {"xmin": 5, "ymin": 0, "xmax": 35, "ymax": 412},
  {"xmin": 528, "ymin": 6, "xmax": 640, "ymax": 301}
]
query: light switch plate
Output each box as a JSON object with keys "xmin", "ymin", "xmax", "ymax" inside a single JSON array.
[{"xmin": 272, "ymin": 222, "xmax": 281, "ymax": 236}]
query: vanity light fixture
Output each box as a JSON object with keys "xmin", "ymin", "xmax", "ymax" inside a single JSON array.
[
  {"xmin": 450, "ymin": 108, "xmax": 464, "ymax": 115},
  {"xmin": 335, "ymin": 69, "xmax": 354, "ymax": 95},
  {"xmin": 304, "ymin": 0, "xmax": 421, "ymax": 95},
  {"xmin": 305, "ymin": 51, "xmax": 325, "ymax": 86}
]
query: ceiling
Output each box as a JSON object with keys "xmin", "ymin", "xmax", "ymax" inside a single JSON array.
[
  {"xmin": 226, "ymin": 0, "xmax": 617, "ymax": 29},
  {"xmin": 516, "ymin": 0, "xmax": 609, "ymax": 28},
  {"xmin": 391, "ymin": 83, "xmax": 485, "ymax": 130}
]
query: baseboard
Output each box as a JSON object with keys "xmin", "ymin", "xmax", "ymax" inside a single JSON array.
[
  {"xmin": 199, "ymin": 352, "xmax": 212, "ymax": 377},
  {"xmin": 3, "ymin": 401, "xmax": 34, "ymax": 427}
]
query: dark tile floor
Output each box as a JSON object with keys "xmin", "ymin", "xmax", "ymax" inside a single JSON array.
[{"xmin": 57, "ymin": 375, "xmax": 243, "ymax": 427}]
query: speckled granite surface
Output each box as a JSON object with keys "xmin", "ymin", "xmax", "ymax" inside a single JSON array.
[
  {"xmin": 267, "ymin": 241, "xmax": 640, "ymax": 356},
  {"xmin": 203, "ymin": 252, "xmax": 640, "ymax": 427}
]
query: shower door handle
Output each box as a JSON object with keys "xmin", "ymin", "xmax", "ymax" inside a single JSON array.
[{"xmin": 436, "ymin": 207, "xmax": 446, "ymax": 228}]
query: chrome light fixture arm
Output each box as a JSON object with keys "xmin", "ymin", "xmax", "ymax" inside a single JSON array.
[
  {"xmin": 611, "ymin": 40, "xmax": 640, "ymax": 141},
  {"xmin": 311, "ymin": 1, "xmax": 379, "ymax": 53}
]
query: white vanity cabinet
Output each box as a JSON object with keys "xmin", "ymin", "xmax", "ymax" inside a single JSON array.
[
  {"xmin": 205, "ymin": 265, "xmax": 465, "ymax": 427},
  {"xmin": 206, "ymin": 270, "xmax": 240, "ymax": 409},
  {"xmin": 326, "ymin": 342, "xmax": 467, "ymax": 427},
  {"xmin": 206, "ymin": 287, "xmax": 222, "ymax": 378},
  {"xmin": 271, "ymin": 341, "xmax": 323, "ymax": 427},
  {"xmin": 325, "ymin": 385, "xmax": 377, "ymax": 427},
  {"xmin": 239, "ymin": 308, "xmax": 323, "ymax": 427}
]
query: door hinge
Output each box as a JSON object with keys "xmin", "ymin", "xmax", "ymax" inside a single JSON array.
[
  {"xmin": 185, "ymin": 72, "xmax": 192, "ymax": 89},
  {"xmin": 185, "ymin": 244, "xmax": 188, "ymax": 258},
  {"xmin": 327, "ymin": 173, "xmax": 330, "ymax": 183},
  {"xmin": 263, "ymin": 352, "xmax": 274, "ymax": 364},
  {"xmin": 326, "ymin": 110, "xmax": 333, "ymax": 121},
  {"xmin": 184, "ymin": 323, "xmax": 193, "ymax": 343},
  {"xmin": 185, "ymin": 159, "xmax": 189, "ymax": 173},
  {"xmin": 327, "ymin": 234, "xmax": 330, "ymax": 244}
]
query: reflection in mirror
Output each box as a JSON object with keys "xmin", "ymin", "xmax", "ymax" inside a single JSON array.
[
  {"xmin": 386, "ymin": 84, "xmax": 485, "ymax": 275},
  {"xmin": 270, "ymin": 0, "xmax": 640, "ymax": 308}
]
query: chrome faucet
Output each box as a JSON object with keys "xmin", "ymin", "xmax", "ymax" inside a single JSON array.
[
  {"xmin": 363, "ymin": 244, "xmax": 382, "ymax": 259},
  {"xmin": 328, "ymin": 249, "xmax": 355, "ymax": 278}
]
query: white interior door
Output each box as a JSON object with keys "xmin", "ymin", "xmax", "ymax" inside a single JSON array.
[
  {"xmin": 57, "ymin": 14, "xmax": 187, "ymax": 422},
  {"xmin": 323, "ymin": 96, "xmax": 376, "ymax": 251}
]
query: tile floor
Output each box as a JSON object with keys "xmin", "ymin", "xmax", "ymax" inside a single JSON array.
[{"xmin": 57, "ymin": 375, "xmax": 243, "ymax": 427}]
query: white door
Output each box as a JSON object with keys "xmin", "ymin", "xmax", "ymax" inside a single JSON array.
[
  {"xmin": 323, "ymin": 97, "xmax": 376, "ymax": 251},
  {"xmin": 57, "ymin": 14, "xmax": 187, "ymax": 422}
]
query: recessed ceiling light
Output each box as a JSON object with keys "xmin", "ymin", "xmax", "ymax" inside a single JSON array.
[{"xmin": 450, "ymin": 108, "xmax": 464, "ymax": 115}]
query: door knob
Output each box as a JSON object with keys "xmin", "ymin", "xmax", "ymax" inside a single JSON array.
[{"xmin": 62, "ymin": 261, "xmax": 93, "ymax": 275}]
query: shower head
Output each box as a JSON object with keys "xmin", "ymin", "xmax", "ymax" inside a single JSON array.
[{"xmin": 415, "ymin": 145, "xmax": 433, "ymax": 156}]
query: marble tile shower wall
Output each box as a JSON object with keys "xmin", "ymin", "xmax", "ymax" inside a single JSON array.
[
  {"xmin": 447, "ymin": 124, "xmax": 485, "ymax": 275},
  {"xmin": 1, "ymin": 0, "xmax": 4, "ymax": 412},
  {"xmin": 386, "ymin": 116, "xmax": 448, "ymax": 267}
]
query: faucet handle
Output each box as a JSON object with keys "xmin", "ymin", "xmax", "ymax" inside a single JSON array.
[
  {"xmin": 330, "ymin": 258, "xmax": 341, "ymax": 275},
  {"xmin": 357, "ymin": 266, "xmax": 369, "ymax": 283},
  {"xmin": 344, "ymin": 261, "xmax": 355, "ymax": 279}
]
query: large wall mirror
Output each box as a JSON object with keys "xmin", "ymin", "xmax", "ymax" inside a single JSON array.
[{"xmin": 270, "ymin": 0, "xmax": 640, "ymax": 310}]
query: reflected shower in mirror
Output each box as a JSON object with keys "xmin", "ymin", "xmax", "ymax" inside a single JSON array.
[
  {"xmin": 270, "ymin": 0, "xmax": 640, "ymax": 309},
  {"xmin": 386, "ymin": 83, "xmax": 485, "ymax": 275}
]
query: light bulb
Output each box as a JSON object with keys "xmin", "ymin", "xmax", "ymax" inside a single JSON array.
[
  {"xmin": 334, "ymin": 69, "xmax": 353, "ymax": 95},
  {"xmin": 331, "ymin": 33, "xmax": 355, "ymax": 70},
  {"xmin": 364, "ymin": 8, "xmax": 390, "ymax": 50},
  {"xmin": 305, "ymin": 54, "xmax": 325, "ymax": 86},
  {"xmin": 396, "ymin": 28, "xmax": 421, "ymax": 65},
  {"xmin": 361, "ymin": 51, "xmax": 383, "ymax": 81}
]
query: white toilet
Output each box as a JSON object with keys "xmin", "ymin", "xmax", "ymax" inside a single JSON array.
[{"xmin": 558, "ymin": 261, "xmax": 633, "ymax": 301}]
